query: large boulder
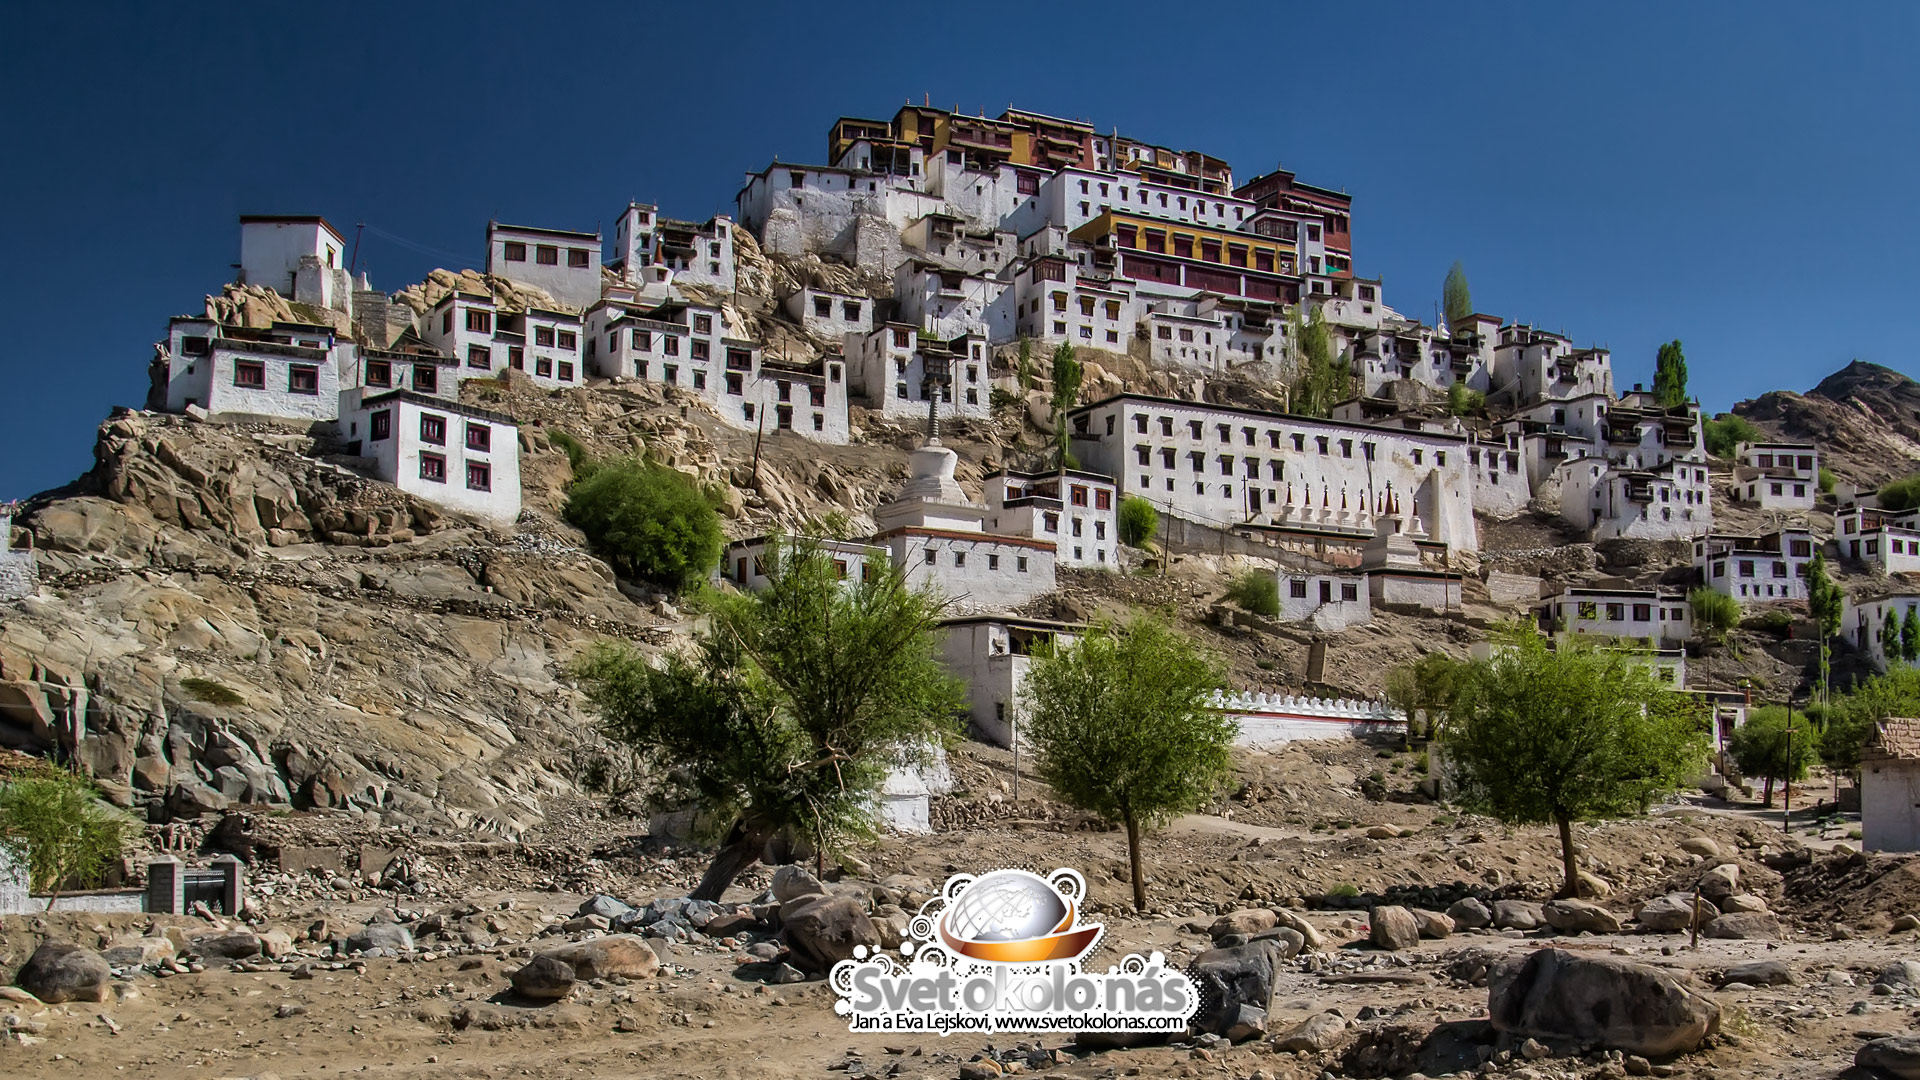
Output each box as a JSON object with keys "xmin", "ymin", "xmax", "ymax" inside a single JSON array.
[
  {"xmin": 1271, "ymin": 908, "xmax": 1325, "ymax": 951},
  {"xmin": 579, "ymin": 894, "xmax": 634, "ymax": 922},
  {"xmin": 344, "ymin": 922, "xmax": 415, "ymax": 953},
  {"xmin": 1719, "ymin": 893, "xmax": 1768, "ymax": 914},
  {"xmin": 509, "ymin": 954, "xmax": 576, "ymax": 1002},
  {"xmin": 1874, "ymin": 961, "xmax": 1920, "ymax": 989},
  {"xmin": 1697, "ymin": 862, "xmax": 1740, "ymax": 902},
  {"xmin": 1719, "ymin": 960, "xmax": 1793, "ymax": 987},
  {"xmin": 1493, "ymin": 900, "xmax": 1545, "ymax": 931},
  {"xmin": 102, "ymin": 936, "xmax": 176, "ymax": 966},
  {"xmin": 780, "ymin": 895, "xmax": 880, "ymax": 973},
  {"xmin": 1702, "ymin": 912, "xmax": 1782, "ymax": 940},
  {"xmin": 1857, "ymin": 1035, "xmax": 1920, "ymax": 1080},
  {"xmin": 1189, "ymin": 939, "xmax": 1287, "ymax": 1041},
  {"xmin": 538, "ymin": 935, "xmax": 659, "ymax": 981},
  {"xmin": 15, "ymin": 942, "xmax": 111, "ymax": 1004},
  {"xmin": 1273, "ymin": 1010, "xmax": 1350, "ymax": 1052},
  {"xmin": 190, "ymin": 930, "xmax": 264, "ymax": 959},
  {"xmin": 1210, "ymin": 908, "xmax": 1279, "ymax": 940},
  {"xmin": 1370, "ymin": 905, "xmax": 1421, "ymax": 951},
  {"xmin": 1412, "ymin": 909, "xmax": 1455, "ymax": 939},
  {"xmin": 771, "ymin": 865, "xmax": 826, "ymax": 903},
  {"xmin": 1447, "ymin": 897, "xmax": 1492, "ymax": 930},
  {"xmin": 1679, "ymin": 837, "xmax": 1722, "ymax": 859},
  {"xmin": 1489, "ymin": 948, "xmax": 1720, "ymax": 1057},
  {"xmin": 1635, "ymin": 893, "xmax": 1712, "ymax": 933},
  {"xmin": 1543, "ymin": 899, "xmax": 1621, "ymax": 935}
]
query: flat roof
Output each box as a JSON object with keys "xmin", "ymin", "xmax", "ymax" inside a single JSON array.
[
  {"xmin": 240, "ymin": 214, "xmax": 347, "ymax": 244},
  {"xmin": 940, "ymin": 614, "xmax": 1088, "ymax": 632},
  {"xmin": 356, "ymin": 389, "xmax": 518, "ymax": 427},
  {"xmin": 1068, "ymin": 391, "xmax": 1470, "ymax": 444},
  {"xmin": 488, "ymin": 221, "xmax": 600, "ymax": 243}
]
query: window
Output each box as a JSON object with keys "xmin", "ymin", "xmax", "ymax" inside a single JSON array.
[
  {"xmin": 467, "ymin": 345, "xmax": 490, "ymax": 369},
  {"xmin": 1340, "ymin": 582, "xmax": 1358, "ymax": 602},
  {"xmin": 466, "ymin": 309, "xmax": 492, "ymax": 333},
  {"xmin": 1043, "ymin": 512, "xmax": 1059, "ymax": 533},
  {"xmin": 842, "ymin": 301, "xmax": 861, "ymax": 321},
  {"xmin": 987, "ymin": 553, "xmax": 1000, "ymax": 570},
  {"xmin": 567, "ymin": 248, "xmax": 590, "ymax": 268},
  {"xmin": 466, "ymin": 461, "xmax": 492, "ymax": 491},
  {"xmin": 535, "ymin": 326, "xmax": 556, "ymax": 347},
  {"xmin": 953, "ymin": 551, "xmax": 966, "ymax": 567},
  {"xmin": 1289, "ymin": 579, "xmax": 1308, "ymax": 598},
  {"xmin": 558, "ymin": 361, "xmax": 575, "ymax": 382},
  {"xmin": 414, "ymin": 365, "xmax": 438, "ymax": 394},
  {"xmin": 664, "ymin": 364, "xmax": 678, "ymax": 384},
  {"xmin": 464, "ymin": 422, "xmax": 490, "ymax": 452},
  {"xmin": 419, "ymin": 452, "xmax": 447, "ymax": 483},
  {"xmin": 924, "ymin": 549, "xmax": 936, "ymax": 564},
  {"xmin": 1739, "ymin": 560, "xmax": 1755, "ymax": 577},
  {"xmin": 1095, "ymin": 489, "xmax": 1111, "ymax": 510},
  {"xmin": 1016, "ymin": 557, "xmax": 1028, "ymax": 572},
  {"xmin": 503, "ymin": 242, "xmax": 526, "ymax": 262},
  {"xmin": 442, "ymin": 310, "xmax": 453, "ymax": 334},
  {"xmin": 234, "ymin": 360, "xmax": 265, "ymax": 388},
  {"xmin": 536, "ymin": 245, "xmax": 558, "ymax": 265},
  {"xmin": 367, "ymin": 360, "xmax": 391, "ymax": 387},
  {"xmin": 370, "ymin": 410, "xmax": 391, "ymax": 441},
  {"xmin": 631, "ymin": 329, "xmax": 650, "ymax": 350},
  {"xmin": 557, "ymin": 331, "xmax": 577, "ymax": 351},
  {"xmin": 509, "ymin": 347, "xmax": 524, "ymax": 370},
  {"xmin": 694, "ymin": 314, "xmax": 713, "ymax": 334},
  {"xmin": 419, "ymin": 413, "xmax": 446, "ymax": 445},
  {"xmin": 536, "ymin": 357, "xmax": 553, "ymax": 377},
  {"xmin": 1606, "ymin": 603, "xmax": 1625, "ymax": 621},
  {"xmin": 288, "ymin": 365, "xmax": 318, "ymax": 395},
  {"xmin": 1632, "ymin": 604, "xmax": 1652, "ymax": 622}
]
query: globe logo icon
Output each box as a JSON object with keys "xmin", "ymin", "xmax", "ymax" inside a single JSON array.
[{"xmin": 936, "ymin": 868, "xmax": 1102, "ymax": 964}]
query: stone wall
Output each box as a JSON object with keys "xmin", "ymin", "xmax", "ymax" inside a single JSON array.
[{"xmin": 0, "ymin": 549, "xmax": 35, "ymax": 601}]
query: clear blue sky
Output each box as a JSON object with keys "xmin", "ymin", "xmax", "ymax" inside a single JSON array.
[{"xmin": 5, "ymin": 2, "xmax": 1916, "ymax": 500}]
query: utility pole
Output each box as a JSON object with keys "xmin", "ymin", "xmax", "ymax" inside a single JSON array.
[{"xmin": 1782, "ymin": 697, "xmax": 1794, "ymax": 835}]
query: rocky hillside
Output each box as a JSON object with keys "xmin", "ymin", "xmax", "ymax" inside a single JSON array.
[{"xmin": 1732, "ymin": 360, "xmax": 1920, "ymax": 487}]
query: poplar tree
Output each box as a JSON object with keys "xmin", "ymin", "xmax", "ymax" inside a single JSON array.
[
  {"xmin": 1653, "ymin": 340, "xmax": 1689, "ymax": 408},
  {"xmin": 1806, "ymin": 554, "xmax": 1844, "ymax": 704},
  {"xmin": 1442, "ymin": 262, "xmax": 1473, "ymax": 329},
  {"xmin": 1049, "ymin": 342, "xmax": 1083, "ymax": 470},
  {"xmin": 1903, "ymin": 607, "xmax": 1920, "ymax": 663}
]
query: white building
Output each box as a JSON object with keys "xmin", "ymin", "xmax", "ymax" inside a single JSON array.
[
  {"xmin": 892, "ymin": 259, "xmax": 1013, "ymax": 341},
  {"xmin": 871, "ymin": 441, "xmax": 1057, "ymax": 614},
  {"xmin": 0, "ymin": 504, "xmax": 36, "ymax": 602},
  {"xmin": 783, "ymin": 287, "xmax": 875, "ymax": 340},
  {"xmin": 1559, "ymin": 456, "xmax": 1713, "ymax": 541},
  {"xmin": 338, "ymin": 390, "xmax": 521, "ymax": 525},
  {"xmin": 484, "ymin": 222, "xmax": 602, "ymax": 311},
  {"xmin": 239, "ymin": 215, "xmax": 347, "ymax": 299},
  {"xmin": 1861, "ymin": 718, "xmax": 1920, "ymax": 853},
  {"xmin": 1732, "ymin": 440, "xmax": 1819, "ymax": 512},
  {"xmin": 1065, "ymin": 393, "xmax": 1484, "ymax": 556},
  {"xmin": 1010, "ymin": 253, "xmax": 1141, "ymax": 353},
  {"xmin": 158, "ymin": 317, "xmax": 347, "ymax": 422},
  {"xmin": 721, "ymin": 536, "xmax": 885, "ymax": 591},
  {"xmin": 1538, "ymin": 585, "xmax": 1693, "ymax": 648},
  {"xmin": 940, "ymin": 616, "xmax": 1081, "ymax": 747},
  {"xmin": 844, "ymin": 324, "xmax": 993, "ymax": 423},
  {"xmin": 1838, "ymin": 504, "xmax": 1920, "ymax": 574},
  {"xmin": 1487, "ymin": 324, "xmax": 1614, "ymax": 406},
  {"xmin": 983, "ymin": 469, "xmax": 1118, "ymax": 570},
  {"xmin": 608, "ymin": 204, "xmax": 737, "ymax": 294},
  {"xmin": 1843, "ymin": 593, "xmax": 1920, "ymax": 671},
  {"xmin": 1278, "ymin": 571, "xmax": 1371, "ymax": 630},
  {"xmin": 1694, "ymin": 529, "xmax": 1816, "ymax": 604}
]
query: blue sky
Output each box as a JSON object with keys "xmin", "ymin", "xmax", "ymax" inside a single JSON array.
[{"xmin": 4, "ymin": 2, "xmax": 1916, "ymax": 499}]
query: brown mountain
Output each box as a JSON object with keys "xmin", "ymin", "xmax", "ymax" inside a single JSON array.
[{"xmin": 1732, "ymin": 360, "xmax": 1920, "ymax": 488}]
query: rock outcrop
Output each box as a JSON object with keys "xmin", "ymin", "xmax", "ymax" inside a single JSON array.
[{"xmin": 1488, "ymin": 948, "xmax": 1720, "ymax": 1057}]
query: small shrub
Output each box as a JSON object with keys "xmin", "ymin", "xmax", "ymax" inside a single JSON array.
[
  {"xmin": 548, "ymin": 429, "xmax": 594, "ymax": 479},
  {"xmin": 988, "ymin": 386, "xmax": 1023, "ymax": 416},
  {"xmin": 1327, "ymin": 882, "xmax": 1360, "ymax": 899},
  {"xmin": 1254, "ymin": 658, "xmax": 1276, "ymax": 671},
  {"xmin": 1742, "ymin": 609, "xmax": 1795, "ymax": 636},
  {"xmin": 0, "ymin": 767, "xmax": 141, "ymax": 902},
  {"xmin": 564, "ymin": 458, "xmax": 723, "ymax": 591},
  {"xmin": 180, "ymin": 677, "xmax": 244, "ymax": 707},
  {"xmin": 1818, "ymin": 467, "xmax": 1836, "ymax": 495},
  {"xmin": 1849, "ymin": 827, "xmax": 1864, "ymax": 840},
  {"xmin": 1416, "ymin": 751, "xmax": 1430, "ymax": 775},
  {"xmin": 1703, "ymin": 414, "xmax": 1762, "ymax": 458},
  {"xmin": 1689, "ymin": 587, "xmax": 1741, "ymax": 645},
  {"xmin": 1117, "ymin": 496, "xmax": 1159, "ymax": 547},
  {"xmin": 1226, "ymin": 572, "xmax": 1280, "ymax": 618},
  {"xmin": 1881, "ymin": 473, "xmax": 1920, "ymax": 513}
]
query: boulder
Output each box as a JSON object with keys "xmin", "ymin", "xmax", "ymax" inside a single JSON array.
[
  {"xmin": 1273, "ymin": 1010, "xmax": 1349, "ymax": 1052},
  {"xmin": 1702, "ymin": 912, "xmax": 1782, "ymax": 940},
  {"xmin": 1697, "ymin": 862, "xmax": 1740, "ymax": 902},
  {"xmin": 1369, "ymin": 905, "xmax": 1421, "ymax": 951},
  {"xmin": 344, "ymin": 922, "xmax": 415, "ymax": 953},
  {"xmin": 1543, "ymin": 899, "xmax": 1622, "ymax": 935},
  {"xmin": 509, "ymin": 954, "xmax": 576, "ymax": 1002},
  {"xmin": 1893, "ymin": 914, "xmax": 1920, "ymax": 933},
  {"xmin": 1221, "ymin": 1003, "xmax": 1269, "ymax": 1041},
  {"xmin": 1210, "ymin": 908, "xmax": 1279, "ymax": 940},
  {"xmin": 1488, "ymin": 948, "xmax": 1720, "ymax": 1057},
  {"xmin": 1447, "ymin": 897, "xmax": 1493, "ymax": 930},
  {"xmin": 1858, "ymin": 1035, "xmax": 1920, "ymax": 1080},
  {"xmin": 1493, "ymin": 900, "xmax": 1545, "ymax": 931},
  {"xmin": 258, "ymin": 930, "xmax": 295, "ymax": 960},
  {"xmin": 1719, "ymin": 960, "xmax": 1793, "ymax": 988},
  {"xmin": 1718, "ymin": 893, "xmax": 1768, "ymax": 914},
  {"xmin": 102, "ymin": 936, "xmax": 176, "ymax": 966},
  {"xmin": 14, "ymin": 942, "xmax": 111, "ymax": 1004},
  {"xmin": 579, "ymin": 894, "xmax": 634, "ymax": 922},
  {"xmin": 1635, "ymin": 893, "xmax": 1712, "ymax": 933},
  {"xmin": 1412, "ymin": 909, "xmax": 1455, "ymax": 939},
  {"xmin": 1271, "ymin": 908, "xmax": 1325, "ymax": 951},
  {"xmin": 538, "ymin": 935, "xmax": 659, "ymax": 981},
  {"xmin": 1679, "ymin": 837, "xmax": 1722, "ymax": 859},
  {"xmin": 1250, "ymin": 926, "xmax": 1306, "ymax": 958},
  {"xmin": 1189, "ymin": 940, "xmax": 1287, "ymax": 1041},
  {"xmin": 190, "ymin": 930, "xmax": 264, "ymax": 959},
  {"xmin": 1874, "ymin": 961, "xmax": 1920, "ymax": 989},
  {"xmin": 780, "ymin": 895, "xmax": 879, "ymax": 973},
  {"xmin": 1574, "ymin": 871, "xmax": 1613, "ymax": 899},
  {"xmin": 771, "ymin": 865, "xmax": 826, "ymax": 903}
]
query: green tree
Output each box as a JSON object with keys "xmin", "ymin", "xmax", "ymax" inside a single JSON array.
[
  {"xmin": 1903, "ymin": 606, "xmax": 1920, "ymax": 662},
  {"xmin": 1818, "ymin": 467, "xmax": 1837, "ymax": 495},
  {"xmin": 1117, "ymin": 496, "xmax": 1159, "ymax": 548},
  {"xmin": 1653, "ymin": 340, "xmax": 1689, "ymax": 408},
  {"xmin": 1702, "ymin": 414, "xmax": 1763, "ymax": 458},
  {"xmin": 1438, "ymin": 629, "xmax": 1708, "ymax": 898},
  {"xmin": 1806, "ymin": 553, "xmax": 1844, "ymax": 704},
  {"xmin": 0, "ymin": 765, "xmax": 141, "ymax": 908},
  {"xmin": 572, "ymin": 541, "xmax": 963, "ymax": 899},
  {"xmin": 564, "ymin": 459, "xmax": 724, "ymax": 591},
  {"xmin": 1445, "ymin": 380, "xmax": 1485, "ymax": 417},
  {"xmin": 1688, "ymin": 587, "xmax": 1741, "ymax": 648},
  {"xmin": 1017, "ymin": 336, "xmax": 1034, "ymax": 393},
  {"xmin": 1384, "ymin": 651, "xmax": 1468, "ymax": 744},
  {"xmin": 1819, "ymin": 664, "xmax": 1920, "ymax": 776},
  {"xmin": 1288, "ymin": 304, "xmax": 1351, "ymax": 418},
  {"xmin": 1884, "ymin": 609, "xmax": 1904, "ymax": 667},
  {"xmin": 1022, "ymin": 615, "xmax": 1235, "ymax": 912},
  {"xmin": 1225, "ymin": 571, "xmax": 1280, "ymax": 617},
  {"xmin": 1727, "ymin": 706, "xmax": 1816, "ymax": 807},
  {"xmin": 1879, "ymin": 474, "xmax": 1920, "ymax": 512},
  {"xmin": 1049, "ymin": 342, "xmax": 1083, "ymax": 470},
  {"xmin": 1442, "ymin": 261, "xmax": 1473, "ymax": 329}
]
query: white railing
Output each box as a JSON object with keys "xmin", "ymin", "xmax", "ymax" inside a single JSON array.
[{"xmin": 1207, "ymin": 689, "xmax": 1401, "ymax": 722}]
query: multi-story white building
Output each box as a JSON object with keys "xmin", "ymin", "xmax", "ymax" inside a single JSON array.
[
  {"xmin": 1844, "ymin": 593, "xmax": 1920, "ymax": 672},
  {"xmin": 1009, "ymin": 253, "xmax": 1141, "ymax": 352},
  {"xmin": 1487, "ymin": 324, "xmax": 1614, "ymax": 406},
  {"xmin": 844, "ymin": 324, "xmax": 993, "ymax": 423},
  {"xmin": 1537, "ymin": 585, "xmax": 1694, "ymax": 648},
  {"xmin": 782, "ymin": 286, "xmax": 876, "ymax": 340},
  {"xmin": 1732, "ymin": 441, "xmax": 1819, "ymax": 511},
  {"xmin": 421, "ymin": 292, "xmax": 585, "ymax": 389},
  {"xmin": 1065, "ymin": 393, "xmax": 1485, "ymax": 555},
  {"xmin": 607, "ymin": 204, "xmax": 737, "ymax": 294},
  {"xmin": 1558, "ymin": 456, "xmax": 1714, "ymax": 541},
  {"xmin": 982, "ymin": 469, "xmax": 1118, "ymax": 570},
  {"xmin": 1694, "ymin": 528, "xmax": 1818, "ymax": 604},
  {"xmin": 871, "ymin": 442, "xmax": 1057, "ymax": 613},
  {"xmin": 1278, "ymin": 571, "xmax": 1371, "ymax": 630},
  {"xmin": 157, "ymin": 317, "xmax": 347, "ymax": 422},
  {"xmin": 1837, "ymin": 504, "xmax": 1920, "ymax": 574},
  {"xmin": 238, "ymin": 215, "xmax": 347, "ymax": 300},
  {"xmin": 485, "ymin": 222, "xmax": 602, "ymax": 311},
  {"xmin": 337, "ymin": 341, "xmax": 460, "ymax": 401},
  {"xmin": 721, "ymin": 536, "xmax": 886, "ymax": 591},
  {"xmin": 337, "ymin": 390, "xmax": 521, "ymax": 525},
  {"xmin": 940, "ymin": 616, "xmax": 1081, "ymax": 747},
  {"xmin": 893, "ymin": 259, "xmax": 1013, "ymax": 341}
]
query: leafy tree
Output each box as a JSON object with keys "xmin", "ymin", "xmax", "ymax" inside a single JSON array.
[
  {"xmin": 1017, "ymin": 336, "xmax": 1034, "ymax": 393},
  {"xmin": 1049, "ymin": 343, "xmax": 1083, "ymax": 470},
  {"xmin": 573, "ymin": 542, "xmax": 963, "ymax": 899},
  {"xmin": 1288, "ymin": 304, "xmax": 1351, "ymax": 418},
  {"xmin": 1727, "ymin": 706, "xmax": 1816, "ymax": 807},
  {"xmin": 1688, "ymin": 587, "xmax": 1741, "ymax": 648},
  {"xmin": 1819, "ymin": 664, "xmax": 1920, "ymax": 776},
  {"xmin": 564, "ymin": 458, "xmax": 724, "ymax": 591},
  {"xmin": 1022, "ymin": 615, "xmax": 1234, "ymax": 912},
  {"xmin": 1702, "ymin": 414, "xmax": 1763, "ymax": 458},
  {"xmin": 1879, "ymin": 473, "xmax": 1920, "ymax": 513},
  {"xmin": 1445, "ymin": 380, "xmax": 1485, "ymax": 416},
  {"xmin": 1904, "ymin": 606, "xmax": 1920, "ymax": 662},
  {"xmin": 0, "ymin": 765, "xmax": 141, "ymax": 908},
  {"xmin": 1117, "ymin": 496, "xmax": 1159, "ymax": 548},
  {"xmin": 1442, "ymin": 261, "xmax": 1473, "ymax": 329},
  {"xmin": 1438, "ymin": 629, "xmax": 1708, "ymax": 898},
  {"xmin": 1806, "ymin": 553, "xmax": 1844, "ymax": 704},
  {"xmin": 1652, "ymin": 340, "xmax": 1689, "ymax": 408},
  {"xmin": 1884, "ymin": 609, "xmax": 1905, "ymax": 667},
  {"xmin": 1384, "ymin": 651, "xmax": 1468, "ymax": 743},
  {"xmin": 1818, "ymin": 467, "xmax": 1837, "ymax": 495},
  {"xmin": 1225, "ymin": 572, "xmax": 1280, "ymax": 618}
]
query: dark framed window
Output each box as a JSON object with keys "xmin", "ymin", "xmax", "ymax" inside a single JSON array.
[
  {"xmin": 535, "ymin": 326, "xmax": 555, "ymax": 347},
  {"xmin": 420, "ymin": 452, "xmax": 447, "ymax": 483},
  {"xmin": 420, "ymin": 413, "xmax": 446, "ymax": 445},
  {"xmin": 413, "ymin": 364, "xmax": 438, "ymax": 394},
  {"xmin": 366, "ymin": 360, "xmax": 391, "ymax": 387},
  {"xmin": 466, "ymin": 461, "xmax": 492, "ymax": 491},
  {"xmin": 567, "ymin": 248, "xmax": 590, "ymax": 268},
  {"xmin": 556, "ymin": 330, "xmax": 577, "ymax": 351},
  {"xmin": 467, "ymin": 345, "xmax": 490, "ymax": 369},
  {"xmin": 465, "ymin": 310, "xmax": 492, "ymax": 333},
  {"xmin": 503, "ymin": 242, "xmax": 527, "ymax": 262},
  {"xmin": 465, "ymin": 423, "xmax": 490, "ymax": 451},
  {"xmin": 234, "ymin": 360, "xmax": 265, "ymax": 388},
  {"xmin": 370, "ymin": 410, "xmax": 392, "ymax": 440},
  {"xmin": 288, "ymin": 365, "xmax": 319, "ymax": 395},
  {"xmin": 536, "ymin": 245, "xmax": 558, "ymax": 265}
]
